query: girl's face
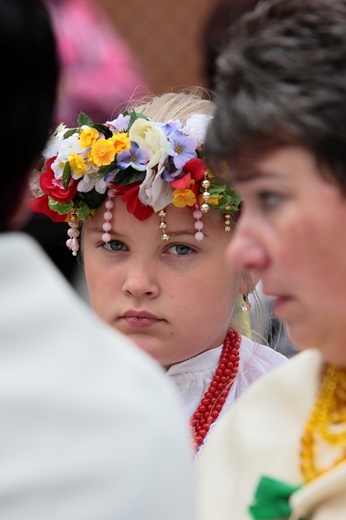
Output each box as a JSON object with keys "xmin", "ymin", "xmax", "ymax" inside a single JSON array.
[
  {"xmin": 227, "ymin": 145, "xmax": 346, "ymax": 366},
  {"xmin": 83, "ymin": 199, "xmax": 239, "ymax": 368}
]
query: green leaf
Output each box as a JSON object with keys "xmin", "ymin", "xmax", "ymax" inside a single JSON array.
[
  {"xmin": 124, "ymin": 109, "xmax": 148, "ymax": 127},
  {"xmin": 92, "ymin": 123, "xmax": 113, "ymax": 139},
  {"xmin": 63, "ymin": 128, "xmax": 79, "ymax": 139},
  {"xmin": 79, "ymin": 189, "xmax": 107, "ymax": 210},
  {"xmin": 62, "ymin": 161, "xmax": 72, "ymax": 189},
  {"xmin": 78, "ymin": 112, "xmax": 94, "ymax": 126},
  {"xmin": 98, "ymin": 158, "xmax": 118, "ymax": 177},
  {"xmin": 114, "ymin": 167, "xmax": 145, "ymax": 186},
  {"xmin": 48, "ymin": 198, "xmax": 74, "ymax": 215},
  {"xmin": 76, "ymin": 201, "xmax": 93, "ymax": 221}
]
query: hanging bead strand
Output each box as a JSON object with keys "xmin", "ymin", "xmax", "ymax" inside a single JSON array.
[
  {"xmin": 66, "ymin": 211, "xmax": 80, "ymax": 256},
  {"xmin": 193, "ymin": 206, "xmax": 204, "ymax": 241},
  {"xmin": 102, "ymin": 188, "xmax": 116, "ymax": 244}
]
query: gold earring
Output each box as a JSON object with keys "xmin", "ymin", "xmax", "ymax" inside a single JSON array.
[{"xmin": 224, "ymin": 205, "xmax": 231, "ymax": 233}]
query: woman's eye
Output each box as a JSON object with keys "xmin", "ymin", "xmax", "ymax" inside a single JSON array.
[
  {"xmin": 258, "ymin": 191, "xmax": 283, "ymax": 210},
  {"xmin": 166, "ymin": 244, "xmax": 195, "ymax": 256},
  {"xmin": 103, "ymin": 240, "xmax": 128, "ymax": 252}
]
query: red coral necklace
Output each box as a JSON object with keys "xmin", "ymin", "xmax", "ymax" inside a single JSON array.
[{"xmin": 191, "ymin": 327, "xmax": 241, "ymax": 451}]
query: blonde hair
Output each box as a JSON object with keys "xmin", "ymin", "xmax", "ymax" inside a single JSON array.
[{"xmin": 128, "ymin": 89, "xmax": 215, "ymax": 124}]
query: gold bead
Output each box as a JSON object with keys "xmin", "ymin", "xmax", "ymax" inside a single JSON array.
[
  {"xmin": 200, "ymin": 203, "xmax": 209, "ymax": 213},
  {"xmin": 202, "ymin": 192, "xmax": 211, "ymax": 201},
  {"xmin": 159, "ymin": 222, "xmax": 167, "ymax": 229},
  {"xmin": 161, "ymin": 233, "xmax": 170, "ymax": 241},
  {"xmin": 202, "ymin": 179, "xmax": 210, "ymax": 189},
  {"xmin": 158, "ymin": 210, "xmax": 166, "ymax": 218}
]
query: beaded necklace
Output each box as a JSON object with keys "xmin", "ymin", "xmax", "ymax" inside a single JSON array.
[
  {"xmin": 191, "ymin": 327, "xmax": 241, "ymax": 451},
  {"xmin": 301, "ymin": 363, "xmax": 346, "ymax": 482}
]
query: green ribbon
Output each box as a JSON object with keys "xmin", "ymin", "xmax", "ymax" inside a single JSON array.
[{"xmin": 248, "ymin": 475, "xmax": 302, "ymax": 520}]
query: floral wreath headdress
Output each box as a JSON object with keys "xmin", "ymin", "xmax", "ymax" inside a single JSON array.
[{"xmin": 29, "ymin": 111, "xmax": 241, "ymax": 255}]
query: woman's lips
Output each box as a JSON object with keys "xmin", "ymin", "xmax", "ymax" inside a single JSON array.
[
  {"xmin": 121, "ymin": 310, "xmax": 162, "ymax": 328},
  {"xmin": 271, "ymin": 295, "xmax": 293, "ymax": 316}
]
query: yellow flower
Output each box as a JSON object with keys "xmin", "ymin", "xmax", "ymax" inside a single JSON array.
[
  {"xmin": 79, "ymin": 126, "xmax": 99, "ymax": 148},
  {"xmin": 68, "ymin": 151, "xmax": 88, "ymax": 175},
  {"xmin": 109, "ymin": 132, "xmax": 130, "ymax": 154},
  {"xmin": 172, "ymin": 189, "xmax": 197, "ymax": 208},
  {"xmin": 89, "ymin": 139, "xmax": 116, "ymax": 167},
  {"xmin": 208, "ymin": 195, "xmax": 222, "ymax": 206}
]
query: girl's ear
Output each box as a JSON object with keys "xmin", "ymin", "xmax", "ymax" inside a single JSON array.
[{"xmin": 239, "ymin": 270, "xmax": 260, "ymax": 296}]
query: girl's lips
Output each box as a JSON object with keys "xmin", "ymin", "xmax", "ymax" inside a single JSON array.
[{"xmin": 121, "ymin": 311, "xmax": 162, "ymax": 328}]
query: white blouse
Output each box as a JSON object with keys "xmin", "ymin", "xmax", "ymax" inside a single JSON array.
[{"xmin": 167, "ymin": 335, "xmax": 287, "ymax": 456}]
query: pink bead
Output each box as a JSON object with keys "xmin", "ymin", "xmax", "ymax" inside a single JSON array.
[
  {"xmin": 67, "ymin": 227, "xmax": 79, "ymax": 238},
  {"xmin": 66, "ymin": 238, "xmax": 72, "ymax": 248},
  {"xmin": 102, "ymin": 222, "xmax": 112, "ymax": 232},
  {"xmin": 194, "ymin": 221, "xmax": 204, "ymax": 231},
  {"xmin": 194, "ymin": 231, "xmax": 204, "ymax": 241},
  {"xmin": 193, "ymin": 209, "xmax": 202, "ymax": 219},
  {"xmin": 103, "ymin": 211, "xmax": 112, "ymax": 221},
  {"xmin": 102, "ymin": 232, "xmax": 111, "ymax": 243},
  {"xmin": 105, "ymin": 200, "xmax": 114, "ymax": 209},
  {"xmin": 71, "ymin": 238, "xmax": 79, "ymax": 252}
]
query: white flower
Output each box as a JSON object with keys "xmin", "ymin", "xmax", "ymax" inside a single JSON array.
[
  {"xmin": 183, "ymin": 114, "xmax": 213, "ymax": 146},
  {"xmin": 138, "ymin": 167, "xmax": 173, "ymax": 212},
  {"xmin": 77, "ymin": 174, "xmax": 108, "ymax": 194},
  {"xmin": 129, "ymin": 119, "xmax": 169, "ymax": 168},
  {"xmin": 77, "ymin": 174, "xmax": 95, "ymax": 193},
  {"xmin": 48, "ymin": 134, "xmax": 86, "ymax": 179}
]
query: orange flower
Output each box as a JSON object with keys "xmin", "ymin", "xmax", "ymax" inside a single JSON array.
[
  {"xmin": 172, "ymin": 189, "xmax": 197, "ymax": 208},
  {"xmin": 89, "ymin": 139, "xmax": 116, "ymax": 167}
]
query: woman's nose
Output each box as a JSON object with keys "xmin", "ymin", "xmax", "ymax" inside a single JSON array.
[{"xmin": 226, "ymin": 221, "xmax": 269, "ymax": 273}]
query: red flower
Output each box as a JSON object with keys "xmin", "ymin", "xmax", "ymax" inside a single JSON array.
[
  {"xmin": 171, "ymin": 158, "xmax": 206, "ymax": 189},
  {"xmin": 114, "ymin": 183, "xmax": 154, "ymax": 221},
  {"xmin": 40, "ymin": 157, "xmax": 78, "ymax": 202},
  {"xmin": 28, "ymin": 195, "xmax": 67, "ymax": 222}
]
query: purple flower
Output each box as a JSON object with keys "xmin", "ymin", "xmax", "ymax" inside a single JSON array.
[
  {"xmin": 117, "ymin": 142, "xmax": 150, "ymax": 171},
  {"xmin": 161, "ymin": 157, "xmax": 182, "ymax": 181},
  {"xmin": 107, "ymin": 114, "xmax": 130, "ymax": 132},
  {"xmin": 159, "ymin": 120, "xmax": 183, "ymax": 138},
  {"xmin": 167, "ymin": 130, "xmax": 198, "ymax": 169}
]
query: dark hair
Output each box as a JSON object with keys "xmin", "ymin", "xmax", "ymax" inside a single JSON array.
[
  {"xmin": 0, "ymin": 0, "xmax": 59, "ymax": 230},
  {"xmin": 201, "ymin": 0, "xmax": 261, "ymax": 90},
  {"xmin": 206, "ymin": 0, "xmax": 346, "ymax": 193}
]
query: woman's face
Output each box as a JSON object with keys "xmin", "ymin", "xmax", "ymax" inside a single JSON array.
[
  {"xmin": 228, "ymin": 145, "xmax": 346, "ymax": 365},
  {"xmin": 83, "ymin": 199, "xmax": 239, "ymax": 368}
]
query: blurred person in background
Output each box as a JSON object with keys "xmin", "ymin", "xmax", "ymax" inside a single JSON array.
[{"xmin": 0, "ymin": 1, "xmax": 196, "ymax": 518}]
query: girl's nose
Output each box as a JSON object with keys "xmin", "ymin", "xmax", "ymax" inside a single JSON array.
[{"xmin": 122, "ymin": 263, "xmax": 160, "ymax": 299}]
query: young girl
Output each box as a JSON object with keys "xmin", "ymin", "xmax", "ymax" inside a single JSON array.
[{"xmin": 29, "ymin": 90, "xmax": 286, "ymax": 456}]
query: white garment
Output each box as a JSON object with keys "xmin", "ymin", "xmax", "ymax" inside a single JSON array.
[
  {"xmin": 197, "ymin": 349, "xmax": 346, "ymax": 520},
  {"xmin": 167, "ymin": 334, "xmax": 287, "ymax": 455},
  {"xmin": 0, "ymin": 232, "xmax": 196, "ymax": 520}
]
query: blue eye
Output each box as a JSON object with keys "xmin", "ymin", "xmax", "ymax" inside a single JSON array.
[
  {"xmin": 166, "ymin": 244, "xmax": 194, "ymax": 256},
  {"xmin": 103, "ymin": 240, "xmax": 128, "ymax": 252}
]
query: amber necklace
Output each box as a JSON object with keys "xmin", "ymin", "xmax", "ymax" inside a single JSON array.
[
  {"xmin": 190, "ymin": 327, "xmax": 241, "ymax": 451},
  {"xmin": 301, "ymin": 363, "xmax": 346, "ymax": 483}
]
